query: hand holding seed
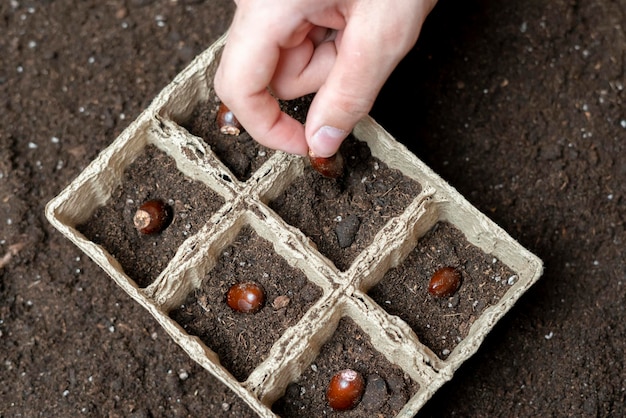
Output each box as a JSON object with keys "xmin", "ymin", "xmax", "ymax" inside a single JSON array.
[{"xmin": 214, "ymin": 0, "xmax": 439, "ymax": 157}]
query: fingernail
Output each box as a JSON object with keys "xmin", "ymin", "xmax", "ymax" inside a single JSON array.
[{"xmin": 310, "ymin": 126, "xmax": 346, "ymax": 158}]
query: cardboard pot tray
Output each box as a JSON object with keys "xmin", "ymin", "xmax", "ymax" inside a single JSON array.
[{"xmin": 46, "ymin": 33, "xmax": 543, "ymax": 417}]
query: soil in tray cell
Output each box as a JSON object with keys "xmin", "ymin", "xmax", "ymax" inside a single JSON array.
[
  {"xmin": 272, "ymin": 316, "xmax": 420, "ymax": 417},
  {"xmin": 368, "ymin": 222, "xmax": 517, "ymax": 359},
  {"xmin": 169, "ymin": 226, "xmax": 322, "ymax": 382},
  {"xmin": 76, "ymin": 145, "xmax": 225, "ymax": 288},
  {"xmin": 269, "ymin": 135, "xmax": 422, "ymax": 271}
]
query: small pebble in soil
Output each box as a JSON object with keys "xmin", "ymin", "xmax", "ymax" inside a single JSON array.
[
  {"xmin": 428, "ymin": 266, "xmax": 462, "ymax": 298},
  {"xmin": 308, "ymin": 149, "xmax": 345, "ymax": 178},
  {"xmin": 335, "ymin": 214, "xmax": 360, "ymax": 248},
  {"xmin": 360, "ymin": 373, "xmax": 388, "ymax": 411},
  {"xmin": 326, "ymin": 369, "xmax": 366, "ymax": 411},
  {"xmin": 272, "ymin": 295, "xmax": 291, "ymax": 310},
  {"xmin": 226, "ymin": 281, "xmax": 265, "ymax": 313},
  {"xmin": 133, "ymin": 199, "xmax": 172, "ymax": 234},
  {"xmin": 216, "ymin": 102, "xmax": 243, "ymax": 136}
]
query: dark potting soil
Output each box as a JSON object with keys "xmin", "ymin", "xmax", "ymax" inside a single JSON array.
[
  {"xmin": 272, "ymin": 317, "xmax": 420, "ymax": 418},
  {"xmin": 169, "ymin": 226, "xmax": 323, "ymax": 382},
  {"xmin": 368, "ymin": 221, "xmax": 516, "ymax": 359},
  {"xmin": 4, "ymin": 0, "xmax": 626, "ymax": 417},
  {"xmin": 269, "ymin": 135, "xmax": 422, "ymax": 271},
  {"xmin": 76, "ymin": 144, "xmax": 225, "ymax": 288}
]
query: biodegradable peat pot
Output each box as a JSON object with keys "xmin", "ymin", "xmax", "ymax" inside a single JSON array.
[{"xmin": 46, "ymin": 33, "xmax": 543, "ymax": 417}]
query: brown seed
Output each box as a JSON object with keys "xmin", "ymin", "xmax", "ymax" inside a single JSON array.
[
  {"xmin": 326, "ymin": 369, "xmax": 365, "ymax": 411},
  {"xmin": 133, "ymin": 199, "xmax": 171, "ymax": 234},
  {"xmin": 428, "ymin": 266, "xmax": 462, "ymax": 297},
  {"xmin": 226, "ymin": 282, "xmax": 265, "ymax": 313},
  {"xmin": 216, "ymin": 103, "xmax": 243, "ymax": 136},
  {"xmin": 308, "ymin": 149, "xmax": 345, "ymax": 179}
]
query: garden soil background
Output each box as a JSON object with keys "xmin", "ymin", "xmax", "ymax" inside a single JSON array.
[{"xmin": 1, "ymin": 0, "xmax": 625, "ymax": 416}]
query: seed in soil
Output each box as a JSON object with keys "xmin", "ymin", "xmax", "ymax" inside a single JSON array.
[
  {"xmin": 326, "ymin": 369, "xmax": 365, "ymax": 411},
  {"xmin": 133, "ymin": 199, "xmax": 172, "ymax": 234},
  {"xmin": 217, "ymin": 103, "xmax": 243, "ymax": 136},
  {"xmin": 308, "ymin": 149, "xmax": 345, "ymax": 179},
  {"xmin": 428, "ymin": 266, "xmax": 462, "ymax": 298},
  {"xmin": 226, "ymin": 281, "xmax": 266, "ymax": 313}
]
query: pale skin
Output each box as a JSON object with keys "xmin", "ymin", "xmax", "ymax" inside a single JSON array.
[{"xmin": 214, "ymin": 0, "xmax": 439, "ymax": 158}]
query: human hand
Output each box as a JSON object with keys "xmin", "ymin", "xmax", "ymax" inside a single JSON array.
[{"xmin": 214, "ymin": 0, "xmax": 438, "ymax": 157}]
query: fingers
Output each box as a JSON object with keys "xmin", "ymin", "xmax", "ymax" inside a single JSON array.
[
  {"xmin": 305, "ymin": 3, "xmax": 431, "ymax": 157},
  {"xmin": 308, "ymin": 26, "xmax": 338, "ymax": 47},
  {"xmin": 216, "ymin": 0, "xmax": 437, "ymax": 158},
  {"xmin": 270, "ymin": 38, "xmax": 337, "ymax": 100},
  {"xmin": 304, "ymin": 31, "xmax": 393, "ymax": 156},
  {"xmin": 214, "ymin": 7, "xmax": 312, "ymax": 155}
]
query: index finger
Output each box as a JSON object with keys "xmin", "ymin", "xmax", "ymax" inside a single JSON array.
[{"xmin": 214, "ymin": 9, "xmax": 311, "ymax": 156}]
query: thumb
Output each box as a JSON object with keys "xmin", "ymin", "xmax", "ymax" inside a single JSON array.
[
  {"xmin": 304, "ymin": 1, "xmax": 433, "ymax": 158},
  {"xmin": 304, "ymin": 30, "xmax": 398, "ymax": 158}
]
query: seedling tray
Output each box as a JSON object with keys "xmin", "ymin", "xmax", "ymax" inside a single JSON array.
[{"xmin": 46, "ymin": 33, "xmax": 543, "ymax": 417}]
